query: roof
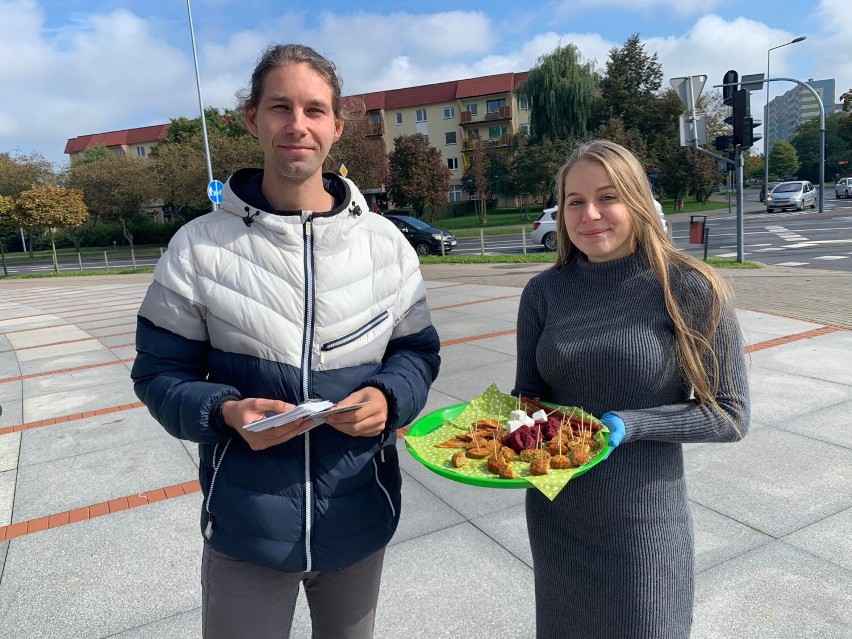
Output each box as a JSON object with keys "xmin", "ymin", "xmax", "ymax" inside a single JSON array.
[
  {"xmin": 349, "ymin": 71, "xmax": 529, "ymax": 112},
  {"xmin": 64, "ymin": 124, "xmax": 170, "ymax": 154}
]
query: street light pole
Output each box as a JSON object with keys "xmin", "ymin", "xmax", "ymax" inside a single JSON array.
[
  {"xmin": 186, "ymin": 0, "xmax": 217, "ymax": 210},
  {"xmin": 764, "ymin": 36, "xmax": 806, "ymax": 190}
]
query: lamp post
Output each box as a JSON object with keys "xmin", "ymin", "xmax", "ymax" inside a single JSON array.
[
  {"xmin": 764, "ymin": 36, "xmax": 806, "ymax": 190},
  {"xmin": 186, "ymin": 0, "xmax": 217, "ymax": 209}
]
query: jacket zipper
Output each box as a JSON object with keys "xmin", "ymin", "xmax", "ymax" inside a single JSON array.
[
  {"xmin": 320, "ymin": 310, "xmax": 389, "ymax": 364},
  {"xmin": 204, "ymin": 438, "xmax": 232, "ymax": 540},
  {"xmin": 372, "ymin": 458, "xmax": 396, "ymax": 518},
  {"xmin": 302, "ymin": 214, "xmax": 316, "ymax": 572}
]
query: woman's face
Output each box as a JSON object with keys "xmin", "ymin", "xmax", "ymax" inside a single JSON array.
[{"xmin": 561, "ymin": 160, "xmax": 635, "ymax": 263}]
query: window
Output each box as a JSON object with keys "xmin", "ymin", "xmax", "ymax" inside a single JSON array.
[
  {"xmin": 465, "ymin": 103, "xmax": 478, "ymax": 115},
  {"xmin": 487, "ymin": 98, "xmax": 507, "ymax": 114},
  {"xmin": 447, "ymin": 158, "xmax": 459, "ymax": 171},
  {"xmin": 443, "ymin": 106, "xmax": 455, "ymax": 119},
  {"xmin": 519, "ymin": 95, "xmax": 530, "ymax": 110},
  {"xmin": 488, "ymin": 125, "xmax": 508, "ymax": 139},
  {"xmin": 445, "ymin": 131, "xmax": 457, "ymax": 145},
  {"xmin": 468, "ymin": 129, "xmax": 480, "ymax": 140},
  {"xmin": 416, "ymin": 109, "xmax": 427, "ymax": 122},
  {"xmin": 396, "ymin": 112, "xmax": 402, "ymax": 125},
  {"xmin": 448, "ymin": 185, "xmax": 463, "ymax": 203},
  {"xmin": 519, "ymin": 123, "xmax": 531, "ymax": 135},
  {"xmin": 113, "ymin": 148, "xmax": 124, "ymax": 157},
  {"xmin": 136, "ymin": 146, "xmax": 146, "ymax": 157},
  {"xmin": 370, "ymin": 113, "xmax": 381, "ymax": 125}
]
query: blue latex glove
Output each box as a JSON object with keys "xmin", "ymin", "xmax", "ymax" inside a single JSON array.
[{"xmin": 600, "ymin": 412, "xmax": 625, "ymax": 453}]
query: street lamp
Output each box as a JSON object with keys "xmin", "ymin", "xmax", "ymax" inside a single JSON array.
[{"xmin": 764, "ymin": 36, "xmax": 806, "ymax": 190}]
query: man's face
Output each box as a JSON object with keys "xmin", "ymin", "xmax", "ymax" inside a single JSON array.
[{"xmin": 246, "ymin": 62, "xmax": 343, "ymax": 183}]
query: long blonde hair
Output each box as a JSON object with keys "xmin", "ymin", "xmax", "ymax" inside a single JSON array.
[{"xmin": 554, "ymin": 140, "xmax": 735, "ymax": 418}]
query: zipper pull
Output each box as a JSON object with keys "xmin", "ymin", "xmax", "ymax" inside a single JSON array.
[
  {"xmin": 204, "ymin": 519, "xmax": 213, "ymax": 540},
  {"xmin": 380, "ymin": 447, "xmax": 385, "ymax": 462}
]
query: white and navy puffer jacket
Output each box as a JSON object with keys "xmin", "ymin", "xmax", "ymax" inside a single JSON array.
[{"xmin": 132, "ymin": 169, "xmax": 440, "ymax": 573}]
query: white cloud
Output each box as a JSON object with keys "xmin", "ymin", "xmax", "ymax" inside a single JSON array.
[{"xmin": 556, "ymin": 0, "xmax": 724, "ymax": 19}]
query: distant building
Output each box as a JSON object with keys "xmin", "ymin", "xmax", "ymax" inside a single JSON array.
[
  {"xmin": 64, "ymin": 124, "xmax": 170, "ymax": 161},
  {"xmin": 347, "ymin": 71, "xmax": 531, "ymax": 207},
  {"xmin": 766, "ymin": 79, "xmax": 835, "ymax": 154},
  {"xmin": 64, "ymin": 124, "xmax": 171, "ymax": 222}
]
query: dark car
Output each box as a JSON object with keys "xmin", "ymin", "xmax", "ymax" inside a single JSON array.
[{"xmin": 382, "ymin": 214, "xmax": 457, "ymax": 256}]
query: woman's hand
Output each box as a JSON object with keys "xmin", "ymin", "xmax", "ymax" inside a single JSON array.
[{"xmin": 600, "ymin": 412, "xmax": 625, "ymax": 449}]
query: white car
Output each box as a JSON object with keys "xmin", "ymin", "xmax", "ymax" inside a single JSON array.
[
  {"xmin": 766, "ymin": 181, "xmax": 817, "ymax": 212},
  {"xmin": 836, "ymin": 177, "xmax": 852, "ymax": 199},
  {"xmin": 530, "ymin": 199, "xmax": 667, "ymax": 252}
]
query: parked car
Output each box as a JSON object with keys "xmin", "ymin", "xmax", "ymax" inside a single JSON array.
[
  {"xmin": 382, "ymin": 213, "xmax": 457, "ymax": 256},
  {"xmin": 759, "ymin": 181, "xmax": 780, "ymax": 203},
  {"xmin": 530, "ymin": 198, "xmax": 667, "ymax": 252},
  {"xmin": 836, "ymin": 177, "xmax": 852, "ymax": 199},
  {"xmin": 765, "ymin": 180, "xmax": 817, "ymax": 212}
]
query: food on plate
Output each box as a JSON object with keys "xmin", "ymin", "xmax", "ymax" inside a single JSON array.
[
  {"xmin": 451, "ymin": 451, "xmax": 467, "ymax": 468},
  {"xmin": 550, "ymin": 455, "xmax": 571, "ymax": 470},
  {"xmin": 520, "ymin": 448, "xmax": 551, "ymax": 463},
  {"xmin": 530, "ymin": 457, "xmax": 550, "ymax": 476},
  {"xmin": 487, "ymin": 454, "xmax": 508, "ymax": 474},
  {"xmin": 466, "ymin": 446, "xmax": 492, "ymax": 459},
  {"xmin": 498, "ymin": 464, "xmax": 516, "ymax": 479},
  {"xmin": 499, "ymin": 446, "xmax": 516, "ymax": 463}
]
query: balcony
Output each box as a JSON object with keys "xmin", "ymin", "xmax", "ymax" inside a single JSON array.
[
  {"xmin": 461, "ymin": 133, "xmax": 513, "ymax": 151},
  {"xmin": 366, "ymin": 120, "xmax": 384, "ymax": 136}
]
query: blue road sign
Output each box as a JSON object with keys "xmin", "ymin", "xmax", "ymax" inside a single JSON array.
[{"xmin": 207, "ymin": 180, "xmax": 224, "ymax": 204}]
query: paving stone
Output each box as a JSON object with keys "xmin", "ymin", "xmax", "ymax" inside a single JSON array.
[
  {"xmin": 0, "ymin": 400, "xmax": 22, "ymax": 429},
  {"xmin": 435, "ymin": 341, "xmax": 516, "ymax": 376},
  {"xmin": 691, "ymin": 502, "xmax": 773, "ymax": 573},
  {"xmin": 686, "ymin": 427, "xmax": 852, "ymax": 538},
  {"xmin": 0, "ymin": 496, "xmax": 202, "ymax": 639},
  {"xmin": 0, "ymin": 433, "xmax": 20, "ymax": 472},
  {"xmin": 784, "ymin": 506, "xmax": 852, "ymax": 573},
  {"xmin": 0, "ymin": 469, "xmax": 13, "ymax": 526},
  {"xmin": 0, "ymin": 541, "xmax": 7, "ymax": 581},
  {"xmin": 393, "ymin": 470, "xmax": 466, "ymax": 546},
  {"xmin": 470, "ymin": 503, "xmax": 532, "ymax": 567},
  {"xmin": 749, "ymin": 331, "xmax": 852, "ymax": 387},
  {"xmin": 22, "ymin": 361, "xmax": 130, "ymax": 396},
  {"xmin": 19, "ymin": 408, "xmax": 167, "ymax": 467},
  {"xmin": 736, "ymin": 309, "xmax": 823, "ymax": 344},
  {"xmin": 693, "ymin": 541, "xmax": 852, "ymax": 639},
  {"xmin": 12, "ymin": 436, "xmax": 198, "ymax": 522},
  {"xmin": 775, "ymin": 398, "xmax": 852, "ymax": 449},
  {"xmin": 430, "ymin": 312, "xmax": 517, "ymax": 342},
  {"xmin": 5, "ymin": 324, "xmax": 89, "ymax": 350},
  {"xmin": 747, "ymin": 366, "xmax": 851, "ymax": 426},
  {"xmin": 428, "ymin": 361, "xmax": 516, "ymax": 405},
  {"xmin": 22, "ymin": 380, "xmax": 139, "ymax": 423},
  {"xmin": 108, "ymin": 608, "xmax": 200, "ymax": 638}
]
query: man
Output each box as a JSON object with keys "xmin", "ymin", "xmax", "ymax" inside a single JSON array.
[{"xmin": 132, "ymin": 44, "xmax": 440, "ymax": 639}]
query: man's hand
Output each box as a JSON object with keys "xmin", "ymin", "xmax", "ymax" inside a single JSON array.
[
  {"xmin": 324, "ymin": 387, "xmax": 389, "ymax": 438},
  {"xmin": 221, "ymin": 398, "xmax": 314, "ymax": 451}
]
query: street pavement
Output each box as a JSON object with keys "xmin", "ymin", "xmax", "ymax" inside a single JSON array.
[{"xmin": 0, "ymin": 263, "xmax": 850, "ymax": 638}]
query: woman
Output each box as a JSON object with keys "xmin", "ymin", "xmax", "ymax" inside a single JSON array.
[{"xmin": 514, "ymin": 140, "xmax": 749, "ymax": 639}]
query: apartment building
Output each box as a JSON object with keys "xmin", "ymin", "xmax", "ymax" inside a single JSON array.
[
  {"xmin": 64, "ymin": 124, "xmax": 170, "ymax": 161},
  {"xmin": 349, "ymin": 71, "xmax": 530, "ymax": 205},
  {"xmin": 766, "ymin": 78, "xmax": 835, "ymax": 155}
]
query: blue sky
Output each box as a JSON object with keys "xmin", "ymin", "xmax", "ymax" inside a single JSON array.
[{"xmin": 1, "ymin": 0, "xmax": 848, "ymax": 165}]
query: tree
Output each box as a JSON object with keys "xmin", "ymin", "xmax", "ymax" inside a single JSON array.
[
  {"xmin": 790, "ymin": 112, "xmax": 852, "ymax": 182},
  {"xmin": 509, "ymin": 136, "xmax": 572, "ymax": 205},
  {"xmin": 329, "ymin": 117, "xmax": 390, "ymax": 190},
  {"xmin": 0, "ymin": 151, "xmax": 55, "ymax": 255},
  {"xmin": 462, "ymin": 143, "xmax": 491, "ymax": 225},
  {"xmin": 598, "ymin": 33, "xmax": 662, "ymax": 135},
  {"xmin": 0, "ymin": 195, "xmax": 15, "ymax": 275},
  {"xmin": 520, "ymin": 43, "xmax": 599, "ymax": 141},
  {"xmin": 742, "ymin": 150, "xmax": 764, "ymax": 181},
  {"xmin": 841, "ymin": 89, "xmax": 852, "ymax": 112},
  {"xmin": 16, "ymin": 185, "xmax": 88, "ymax": 272},
  {"xmin": 768, "ymin": 140, "xmax": 800, "ymax": 181},
  {"xmin": 69, "ymin": 153, "xmax": 150, "ymax": 249},
  {"xmin": 386, "ymin": 134, "xmax": 451, "ymax": 218}
]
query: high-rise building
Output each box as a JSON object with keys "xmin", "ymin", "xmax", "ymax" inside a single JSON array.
[{"xmin": 766, "ymin": 78, "xmax": 835, "ymax": 154}]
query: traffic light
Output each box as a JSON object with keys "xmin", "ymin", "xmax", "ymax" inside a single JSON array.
[
  {"xmin": 732, "ymin": 89, "xmax": 762, "ymax": 148},
  {"xmin": 722, "ymin": 70, "xmax": 738, "ymax": 106},
  {"xmin": 713, "ymin": 135, "xmax": 733, "ymax": 151}
]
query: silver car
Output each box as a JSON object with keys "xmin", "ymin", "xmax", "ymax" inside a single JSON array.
[
  {"xmin": 530, "ymin": 199, "xmax": 667, "ymax": 251},
  {"xmin": 766, "ymin": 181, "xmax": 817, "ymax": 212},
  {"xmin": 836, "ymin": 177, "xmax": 852, "ymax": 199}
]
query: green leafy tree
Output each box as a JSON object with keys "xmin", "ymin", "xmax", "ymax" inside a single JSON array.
[
  {"xmin": 386, "ymin": 134, "xmax": 451, "ymax": 218},
  {"xmin": 329, "ymin": 117, "xmax": 390, "ymax": 190},
  {"xmin": 790, "ymin": 112, "xmax": 852, "ymax": 182},
  {"xmin": 520, "ymin": 43, "xmax": 599, "ymax": 141},
  {"xmin": 509, "ymin": 136, "xmax": 571, "ymax": 205},
  {"xmin": 768, "ymin": 140, "xmax": 800, "ymax": 181},
  {"xmin": 0, "ymin": 195, "xmax": 15, "ymax": 274},
  {"xmin": 0, "ymin": 151, "xmax": 55, "ymax": 255},
  {"xmin": 840, "ymin": 89, "xmax": 852, "ymax": 112},
  {"xmin": 16, "ymin": 185, "xmax": 88, "ymax": 272},
  {"xmin": 69, "ymin": 153, "xmax": 150, "ymax": 249}
]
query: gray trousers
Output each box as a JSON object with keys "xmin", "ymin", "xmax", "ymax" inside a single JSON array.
[{"xmin": 201, "ymin": 544, "xmax": 386, "ymax": 639}]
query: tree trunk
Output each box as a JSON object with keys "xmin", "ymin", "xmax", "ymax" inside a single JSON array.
[
  {"xmin": 0, "ymin": 241, "xmax": 8, "ymax": 277},
  {"xmin": 27, "ymin": 230, "xmax": 34, "ymax": 258},
  {"xmin": 118, "ymin": 216, "xmax": 134, "ymax": 251},
  {"xmin": 49, "ymin": 228, "xmax": 59, "ymax": 273}
]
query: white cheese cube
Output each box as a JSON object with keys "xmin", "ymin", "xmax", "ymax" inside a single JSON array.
[
  {"xmin": 506, "ymin": 419, "xmax": 524, "ymax": 434},
  {"xmin": 510, "ymin": 409, "xmax": 527, "ymax": 422},
  {"xmin": 531, "ymin": 409, "xmax": 548, "ymax": 423}
]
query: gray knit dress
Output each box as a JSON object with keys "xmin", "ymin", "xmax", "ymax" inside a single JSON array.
[{"xmin": 514, "ymin": 250, "xmax": 749, "ymax": 639}]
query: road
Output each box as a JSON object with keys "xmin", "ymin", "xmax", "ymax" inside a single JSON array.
[
  {"xmin": 453, "ymin": 189, "xmax": 852, "ymax": 272},
  {"xmin": 3, "ymin": 189, "xmax": 851, "ymax": 275}
]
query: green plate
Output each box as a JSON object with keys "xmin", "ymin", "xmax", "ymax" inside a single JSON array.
[{"xmin": 404, "ymin": 402, "xmax": 611, "ymax": 494}]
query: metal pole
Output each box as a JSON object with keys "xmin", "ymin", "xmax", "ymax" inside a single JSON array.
[
  {"xmin": 186, "ymin": 0, "xmax": 217, "ymax": 210},
  {"xmin": 19, "ymin": 227, "xmax": 25, "ymax": 252},
  {"xmin": 764, "ymin": 37, "xmax": 807, "ymax": 193},
  {"xmin": 736, "ymin": 148, "xmax": 744, "ymax": 263}
]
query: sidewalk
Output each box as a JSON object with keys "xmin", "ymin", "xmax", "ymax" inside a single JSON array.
[{"xmin": 0, "ymin": 265, "xmax": 850, "ymax": 638}]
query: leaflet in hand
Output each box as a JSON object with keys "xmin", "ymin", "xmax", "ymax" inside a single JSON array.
[{"xmin": 243, "ymin": 401, "xmax": 369, "ymax": 433}]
